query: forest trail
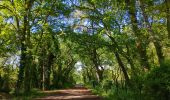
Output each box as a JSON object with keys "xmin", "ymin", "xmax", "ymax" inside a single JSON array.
[
  {"xmin": 0, "ymin": 92, "xmax": 12, "ymax": 99},
  {"xmin": 35, "ymin": 87, "xmax": 102, "ymax": 100}
]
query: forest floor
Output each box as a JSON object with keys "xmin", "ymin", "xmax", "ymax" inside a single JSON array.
[
  {"xmin": 0, "ymin": 86, "xmax": 102, "ymax": 100},
  {"xmin": 35, "ymin": 87, "xmax": 102, "ymax": 100},
  {"xmin": 0, "ymin": 92, "xmax": 12, "ymax": 99}
]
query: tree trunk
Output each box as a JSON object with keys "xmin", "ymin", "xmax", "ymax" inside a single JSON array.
[
  {"xmin": 42, "ymin": 64, "xmax": 45, "ymax": 90},
  {"xmin": 15, "ymin": 0, "xmax": 34, "ymax": 93},
  {"xmin": 31, "ymin": 62, "xmax": 39, "ymax": 88},
  {"xmin": 45, "ymin": 52, "xmax": 55, "ymax": 90},
  {"xmin": 139, "ymin": 0, "xmax": 164, "ymax": 64},
  {"xmin": 165, "ymin": 0, "xmax": 170, "ymax": 39},
  {"xmin": 24, "ymin": 54, "xmax": 31, "ymax": 92},
  {"xmin": 53, "ymin": 60, "xmax": 62, "ymax": 88},
  {"xmin": 86, "ymin": 69, "xmax": 91, "ymax": 82},
  {"xmin": 38, "ymin": 48, "xmax": 45, "ymax": 90},
  {"xmin": 125, "ymin": 45, "xmax": 136, "ymax": 75},
  {"xmin": 108, "ymin": 35, "xmax": 136, "ymax": 75},
  {"xmin": 91, "ymin": 48, "xmax": 104, "ymax": 82},
  {"xmin": 24, "ymin": 11, "xmax": 32, "ymax": 92},
  {"xmin": 15, "ymin": 18, "xmax": 27, "ymax": 95},
  {"xmin": 154, "ymin": 41, "xmax": 164, "ymax": 64},
  {"xmin": 114, "ymin": 51, "xmax": 130, "ymax": 86},
  {"xmin": 125, "ymin": 0, "xmax": 150, "ymax": 70}
]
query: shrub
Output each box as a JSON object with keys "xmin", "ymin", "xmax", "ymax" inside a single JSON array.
[
  {"xmin": 102, "ymin": 80, "xmax": 113, "ymax": 93},
  {"xmin": 144, "ymin": 60, "xmax": 170, "ymax": 100}
]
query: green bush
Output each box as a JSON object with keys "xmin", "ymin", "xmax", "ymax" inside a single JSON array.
[
  {"xmin": 102, "ymin": 80, "xmax": 113, "ymax": 93},
  {"xmin": 144, "ymin": 60, "xmax": 170, "ymax": 100},
  {"xmin": 0, "ymin": 66, "xmax": 17, "ymax": 93}
]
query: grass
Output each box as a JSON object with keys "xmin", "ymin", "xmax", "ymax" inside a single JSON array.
[
  {"xmin": 8, "ymin": 88, "xmax": 46, "ymax": 100},
  {"xmin": 85, "ymin": 84, "xmax": 110, "ymax": 100}
]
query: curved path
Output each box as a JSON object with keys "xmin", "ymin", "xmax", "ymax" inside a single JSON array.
[{"xmin": 35, "ymin": 87, "xmax": 102, "ymax": 100}]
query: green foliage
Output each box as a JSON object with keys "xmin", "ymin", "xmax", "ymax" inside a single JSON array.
[
  {"xmin": 0, "ymin": 0, "xmax": 170, "ymax": 99},
  {"xmin": 102, "ymin": 80, "xmax": 113, "ymax": 92},
  {"xmin": 144, "ymin": 60, "xmax": 170, "ymax": 100},
  {"xmin": 0, "ymin": 65, "xmax": 18, "ymax": 93},
  {"xmin": 12, "ymin": 89, "xmax": 46, "ymax": 100}
]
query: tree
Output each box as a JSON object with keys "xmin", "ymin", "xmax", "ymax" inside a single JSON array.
[{"xmin": 165, "ymin": 0, "xmax": 170, "ymax": 39}]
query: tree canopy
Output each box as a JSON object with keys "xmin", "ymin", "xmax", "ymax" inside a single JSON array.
[{"xmin": 0, "ymin": 0, "xmax": 170, "ymax": 99}]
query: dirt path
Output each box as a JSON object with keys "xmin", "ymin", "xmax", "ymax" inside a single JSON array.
[
  {"xmin": 35, "ymin": 87, "xmax": 102, "ymax": 100},
  {"xmin": 0, "ymin": 92, "xmax": 12, "ymax": 99}
]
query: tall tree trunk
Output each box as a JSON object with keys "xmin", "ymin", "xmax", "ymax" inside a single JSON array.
[
  {"xmin": 42, "ymin": 63, "xmax": 45, "ymax": 90},
  {"xmin": 91, "ymin": 48, "xmax": 104, "ymax": 82},
  {"xmin": 15, "ymin": 16, "xmax": 27, "ymax": 95},
  {"xmin": 139, "ymin": 0, "xmax": 164, "ymax": 64},
  {"xmin": 31, "ymin": 62, "xmax": 39, "ymax": 88},
  {"xmin": 125, "ymin": 0, "xmax": 150, "ymax": 70},
  {"xmin": 86, "ymin": 69, "xmax": 91, "ymax": 82},
  {"xmin": 15, "ymin": 0, "xmax": 34, "ymax": 93},
  {"xmin": 165, "ymin": 0, "xmax": 170, "ymax": 39},
  {"xmin": 114, "ymin": 51, "xmax": 130, "ymax": 86},
  {"xmin": 24, "ymin": 54, "xmax": 31, "ymax": 92},
  {"xmin": 15, "ymin": 42, "xmax": 26, "ymax": 94},
  {"xmin": 38, "ymin": 47, "xmax": 45, "ymax": 90},
  {"xmin": 53, "ymin": 60, "xmax": 62, "ymax": 88},
  {"xmin": 45, "ymin": 52, "xmax": 55, "ymax": 90},
  {"xmin": 108, "ymin": 35, "xmax": 136, "ymax": 75},
  {"xmin": 102, "ymin": 22, "xmax": 132, "ymax": 85},
  {"xmin": 24, "ymin": 9, "xmax": 32, "ymax": 92},
  {"xmin": 125, "ymin": 45, "xmax": 136, "ymax": 75},
  {"xmin": 39, "ymin": 49, "xmax": 47, "ymax": 90},
  {"xmin": 154, "ymin": 42, "xmax": 164, "ymax": 64},
  {"xmin": 103, "ymin": 25, "xmax": 130, "ymax": 85}
]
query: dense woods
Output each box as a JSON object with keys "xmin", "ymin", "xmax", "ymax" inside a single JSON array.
[{"xmin": 0, "ymin": 0, "xmax": 170, "ymax": 99}]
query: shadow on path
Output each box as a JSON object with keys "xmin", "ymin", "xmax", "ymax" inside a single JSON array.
[{"xmin": 35, "ymin": 87, "xmax": 102, "ymax": 100}]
